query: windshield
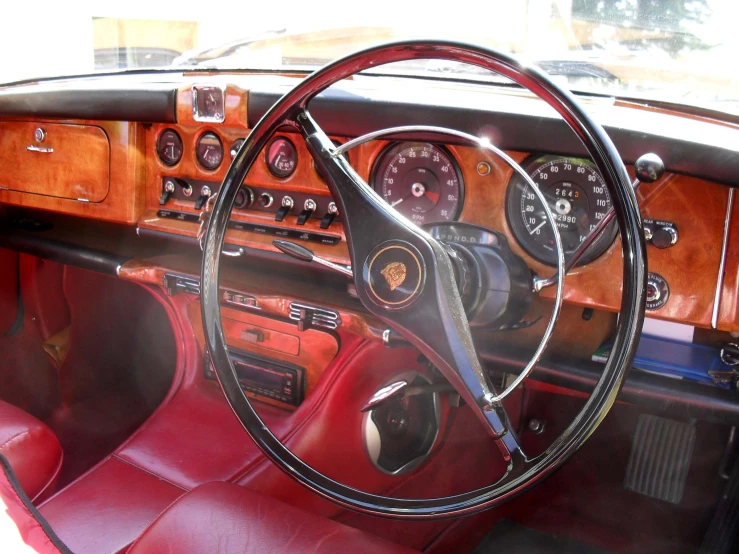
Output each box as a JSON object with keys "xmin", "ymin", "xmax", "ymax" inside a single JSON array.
[{"xmin": 3, "ymin": 0, "xmax": 738, "ymax": 115}]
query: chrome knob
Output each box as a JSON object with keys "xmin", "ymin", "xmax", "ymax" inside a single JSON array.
[
  {"xmin": 652, "ymin": 226, "xmax": 678, "ymax": 249},
  {"xmin": 259, "ymin": 192, "xmax": 274, "ymax": 208}
]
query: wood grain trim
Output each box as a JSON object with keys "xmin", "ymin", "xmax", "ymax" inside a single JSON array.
[
  {"xmin": 187, "ymin": 297, "xmax": 339, "ymax": 410},
  {"xmin": 143, "ymin": 109, "xmax": 728, "ymax": 328},
  {"xmin": 0, "ymin": 121, "xmax": 110, "ymax": 201},
  {"xmin": 0, "ymin": 119, "xmax": 145, "ymax": 224},
  {"xmin": 117, "ymin": 258, "xmax": 384, "ymax": 340}
]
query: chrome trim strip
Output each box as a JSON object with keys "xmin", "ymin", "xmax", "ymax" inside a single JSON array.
[
  {"xmin": 26, "ymin": 145, "xmax": 53, "ymax": 153},
  {"xmin": 289, "ymin": 302, "xmax": 341, "ymax": 330},
  {"xmin": 712, "ymin": 187, "xmax": 735, "ymax": 329}
]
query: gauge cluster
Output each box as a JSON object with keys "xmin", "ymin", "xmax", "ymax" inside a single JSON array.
[{"xmin": 154, "ymin": 124, "xmax": 616, "ymax": 268}]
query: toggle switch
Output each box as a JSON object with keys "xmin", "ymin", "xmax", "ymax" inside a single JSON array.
[
  {"xmin": 297, "ymin": 199, "xmax": 317, "ymax": 225},
  {"xmin": 194, "ymin": 185, "xmax": 212, "ymax": 210},
  {"xmin": 320, "ymin": 202, "xmax": 339, "ymax": 229},
  {"xmin": 159, "ymin": 178, "xmax": 177, "ymax": 205},
  {"xmin": 275, "ymin": 196, "xmax": 294, "ymax": 222}
]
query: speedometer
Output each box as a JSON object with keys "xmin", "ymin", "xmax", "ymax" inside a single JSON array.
[
  {"xmin": 372, "ymin": 142, "xmax": 463, "ymax": 225},
  {"xmin": 505, "ymin": 155, "xmax": 617, "ymax": 266}
]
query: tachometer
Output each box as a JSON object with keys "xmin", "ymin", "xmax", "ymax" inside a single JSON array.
[
  {"xmin": 505, "ymin": 155, "xmax": 617, "ymax": 266},
  {"xmin": 372, "ymin": 142, "xmax": 463, "ymax": 225}
]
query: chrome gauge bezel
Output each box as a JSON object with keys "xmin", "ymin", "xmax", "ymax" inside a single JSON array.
[
  {"xmin": 505, "ymin": 154, "xmax": 619, "ymax": 267},
  {"xmin": 370, "ymin": 141, "xmax": 465, "ymax": 225}
]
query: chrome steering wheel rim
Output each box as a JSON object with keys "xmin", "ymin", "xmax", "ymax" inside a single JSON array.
[{"xmin": 200, "ymin": 40, "xmax": 646, "ymax": 519}]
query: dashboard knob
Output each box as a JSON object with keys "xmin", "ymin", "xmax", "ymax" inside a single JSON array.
[
  {"xmin": 234, "ymin": 186, "xmax": 254, "ymax": 209},
  {"xmin": 635, "ymin": 153, "xmax": 665, "ymax": 184},
  {"xmin": 259, "ymin": 192, "xmax": 274, "ymax": 208},
  {"xmin": 652, "ymin": 226, "xmax": 678, "ymax": 249}
]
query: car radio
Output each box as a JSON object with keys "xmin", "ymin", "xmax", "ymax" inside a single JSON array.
[{"xmin": 204, "ymin": 348, "xmax": 305, "ymax": 407}]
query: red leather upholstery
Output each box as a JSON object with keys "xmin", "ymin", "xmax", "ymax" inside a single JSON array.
[
  {"xmin": 0, "ymin": 454, "xmax": 67, "ymax": 554},
  {"xmin": 0, "ymin": 400, "xmax": 62, "ymax": 502},
  {"xmin": 39, "ymin": 457, "xmax": 184, "ymax": 554},
  {"xmin": 128, "ymin": 481, "xmax": 420, "ymax": 554}
]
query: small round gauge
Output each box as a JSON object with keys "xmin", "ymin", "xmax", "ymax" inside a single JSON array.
[
  {"xmin": 371, "ymin": 142, "xmax": 463, "ymax": 225},
  {"xmin": 157, "ymin": 129, "xmax": 183, "ymax": 166},
  {"xmin": 266, "ymin": 137, "xmax": 297, "ymax": 178},
  {"xmin": 230, "ymin": 138, "xmax": 245, "ymax": 160},
  {"xmin": 505, "ymin": 155, "xmax": 618, "ymax": 266},
  {"xmin": 196, "ymin": 132, "xmax": 223, "ymax": 170}
]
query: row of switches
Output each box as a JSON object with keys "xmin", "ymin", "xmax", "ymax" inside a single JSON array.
[
  {"xmin": 160, "ymin": 179, "xmax": 339, "ymax": 229},
  {"xmin": 275, "ymin": 196, "xmax": 338, "ymax": 229}
]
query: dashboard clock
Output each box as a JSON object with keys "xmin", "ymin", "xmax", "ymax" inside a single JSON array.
[{"xmin": 192, "ymin": 85, "xmax": 225, "ymax": 123}]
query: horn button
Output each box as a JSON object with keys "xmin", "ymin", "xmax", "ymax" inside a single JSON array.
[{"xmin": 363, "ymin": 241, "xmax": 426, "ymax": 310}]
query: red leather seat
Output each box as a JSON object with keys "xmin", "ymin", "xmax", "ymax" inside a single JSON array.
[
  {"xmin": 127, "ymin": 481, "xmax": 420, "ymax": 554},
  {"xmin": 0, "ymin": 400, "xmax": 62, "ymax": 502},
  {"xmin": 0, "ymin": 454, "xmax": 67, "ymax": 554},
  {"xmin": 0, "ymin": 453, "xmax": 418, "ymax": 554}
]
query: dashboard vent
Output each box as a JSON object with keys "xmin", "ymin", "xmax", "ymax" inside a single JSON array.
[{"xmin": 289, "ymin": 302, "xmax": 341, "ymax": 331}]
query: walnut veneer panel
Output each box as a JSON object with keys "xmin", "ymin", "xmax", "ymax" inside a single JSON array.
[
  {"xmin": 0, "ymin": 121, "xmax": 109, "ymax": 201},
  {"xmin": 0, "ymin": 120, "xmax": 145, "ymax": 223},
  {"xmin": 142, "ymin": 86, "xmax": 729, "ymax": 328}
]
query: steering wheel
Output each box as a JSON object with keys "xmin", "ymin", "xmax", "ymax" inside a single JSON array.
[{"xmin": 200, "ymin": 41, "xmax": 647, "ymax": 518}]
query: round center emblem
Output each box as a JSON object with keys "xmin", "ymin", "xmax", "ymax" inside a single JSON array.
[{"xmin": 364, "ymin": 241, "xmax": 425, "ymax": 309}]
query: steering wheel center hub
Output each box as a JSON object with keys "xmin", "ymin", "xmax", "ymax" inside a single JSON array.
[{"xmin": 364, "ymin": 241, "xmax": 426, "ymax": 309}]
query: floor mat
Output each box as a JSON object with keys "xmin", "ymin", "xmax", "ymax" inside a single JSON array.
[
  {"xmin": 0, "ymin": 312, "xmax": 60, "ymax": 419},
  {"xmin": 427, "ymin": 389, "xmax": 730, "ymax": 554},
  {"xmin": 472, "ymin": 520, "xmax": 608, "ymax": 554},
  {"xmin": 45, "ymin": 382, "xmax": 153, "ymax": 487}
]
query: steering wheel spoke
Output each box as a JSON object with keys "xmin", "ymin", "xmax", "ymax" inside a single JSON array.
[{"xmin": 299, "ymin": 110, "xmax": 530, "ymax": 449}]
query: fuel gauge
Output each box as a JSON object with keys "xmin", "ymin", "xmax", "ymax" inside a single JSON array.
[{"xmin": 266, "ymin": 137, "xmax": 297, "ymax": 178}]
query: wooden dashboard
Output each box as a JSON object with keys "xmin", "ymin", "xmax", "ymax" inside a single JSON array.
[{"xmin": 0, "ymin": 80, "xmax": 737, "ymax": 333}]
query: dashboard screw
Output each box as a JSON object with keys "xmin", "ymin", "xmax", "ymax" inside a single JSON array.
[{"xmin": 527, "ymin": 418, "xmax": 546, "ymax": 435}]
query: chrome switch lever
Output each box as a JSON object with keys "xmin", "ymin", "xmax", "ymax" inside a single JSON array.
[{"xmin": 272, "ymin": 240, "xmax": 352, "ymax": 277}]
